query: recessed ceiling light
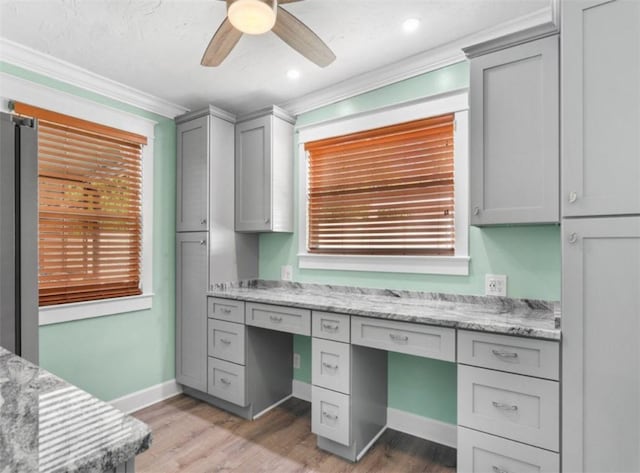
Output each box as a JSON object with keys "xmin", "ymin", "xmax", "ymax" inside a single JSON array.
[
  {"xmin": 287, "ymin": 69, "xmax": 301, "ymax": 80},
  {"xmin": 402, "ymin": 18, "xmax": 421, "ymax": 34}
]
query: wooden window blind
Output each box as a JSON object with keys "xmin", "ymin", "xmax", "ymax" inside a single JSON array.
[
  {"xmin": 305, "ymin": 114, "xmax": 455, "ymax": 256},
  {"xmin": 13, "ymin": 102, "xmax": 147, "ymax": 306}
]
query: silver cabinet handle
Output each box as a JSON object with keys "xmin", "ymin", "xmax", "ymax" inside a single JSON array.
[
  {"xmin": 492, "ymin": 401, "xmax": 518, "ymax": 412},
  {"xmin": 269, "ymin": 315, "xmax": 283, "ymax": 323},
  {"xmin": 220, "ymin": 338, "xmax": 232, "ymax": 345},
  {"xmin": 322, "ymin": 362, "xmax": 338, "ymax": 370},
  {"xmin": 389, "ymin": 333, "xmax": 409, "ymax": 342},
  {"xmin": 568, "ymin": 232, "xmax": 578, "ymax": 244},
  {"xmin": 492, "ymin": 466, "xmax": 510, "ymax": 473},
  {"xmin": 322, "ymin": 411, "xmax": 338, "ymax": 421},
  {"xmin": 199, "ymin": 240, "xmax": 206, "ymax": 246},
  {"xmin": 491, "ymin": 349, "xmax": 519, "ymax": 359},
  {"xmin": 201, "ymin": 218, "xmax": 207, "ymax": 225},
  {"xmin": 264, "ymin": 217, "xmax": 270, "ymax": 224},
  {"xmin": 473, "ymin": 206, "xmax": 480, "ymax": 215},
  {"xmin": 219, "ymin": 307, "xmax": 232, "ymax": 314},
  {"xmin": 568, "ymin": 191, "xmax": 577, "ymax": 203},
  {"xmin": 220, "ymin": 377, "xmax": 231, "ymax": 385},
  {"xmin": 322, "ymin": 323, "xmax": 339, "ymax": 332}
]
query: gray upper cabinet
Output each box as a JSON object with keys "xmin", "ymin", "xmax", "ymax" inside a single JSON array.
[
  {"xmin": 175, "ymin": 231, "xmax": 209, "ymax": 391},
  {"xmin": 235, "ymin": 106, "xmax": 294, "ymax": 233},
  {"xmin": 176, "ymin": 115, "xmax": 209, "ymax": 232},
  {"xmin": 562, "ymin": 217, "xmax": 640, "ymax": 473},
  {"xmin": 562, "ymin": 0, "xmax": 640, "ymax": 217},
  {"xmin": 468, "ymin": 35, "xmax": 559, "ymax": 225}
]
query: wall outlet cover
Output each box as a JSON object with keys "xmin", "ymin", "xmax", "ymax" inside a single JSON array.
[
  {"xmin": 485, "ymin": 274, "xmax": 507, "ymax": 297},
  {"xmin": 281, "ymin": 265, "xmax": 293, "ymax": 281},
  {"xmin": 293, "ymin": 353, "xmax": 301, "ymax": 369}
]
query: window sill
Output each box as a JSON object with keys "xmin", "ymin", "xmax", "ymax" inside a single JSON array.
[
  {"xmin": 297, "ymin": 253, "xmax": 470, "ymax": 276},
  {"xmin": 39, "ymin": 293, "xmax": 154, "ymax": 326}
]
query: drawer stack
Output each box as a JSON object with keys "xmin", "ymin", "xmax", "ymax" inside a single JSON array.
[
  {"xmin": 311, "ymin": 312, "xmax": 352, "ymax": 446},
  {"xmin": 456, "ymin": 330, "xmax": 560, "ymax": 472},
  {"xmin": 311, "ymin": 312, "xmax": 388, "ymax": 462},
  {"xmin": 206, "ymin": 297, "xmax": 247, "ymax": 406}
]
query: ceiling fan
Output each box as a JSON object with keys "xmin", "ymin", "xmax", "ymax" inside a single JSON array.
[{"xmin": 201, "ymin": 0, "xmax": 336, "ymax": 68}]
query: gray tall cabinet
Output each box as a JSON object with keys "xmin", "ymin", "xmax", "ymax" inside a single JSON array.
[
  {"xmin": 561, "ymin": 1, "xmax": 640, "ymax": 472},
  {"xmin": 175, "ymin": 106, "xmax": 258, "ymax": 392}
]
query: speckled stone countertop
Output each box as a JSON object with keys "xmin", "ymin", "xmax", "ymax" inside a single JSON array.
[
  {"xmin": 210, "ymin": 280, "xmax": 561, "ymax": 340},
  {"xmin": 0, "ymin": 346, "xmax": 151, "ymax": 473}
]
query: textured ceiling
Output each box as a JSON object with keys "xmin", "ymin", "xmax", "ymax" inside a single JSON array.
[{"xmin": 0, "ymin": 0, "xmax": 548, "ymax": 115}]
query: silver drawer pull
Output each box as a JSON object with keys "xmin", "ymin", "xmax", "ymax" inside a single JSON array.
[
  {"xmin": 322, "ymin": 362, "xmax": 338, "ymax": 370},
  {"xmin": 322, "ymin": 411, "xmax": 338, "ymax": 421},
  {"xmin": 199, "ymin": 240, "xmax": 206, "ymax": 246},
  {"xmin": 219, "ymin": 307, "xmax": 232, "ymax": 314},
  {"xmin": 220, "ymin": 338, "xmax": 232, "ymax": 345},
  {"xmin": 492, "ymin": 401, "xmax": 518, "ymax": 412},
  {"xmin": 491, "ymin": 349, "xmax": 519, "ymax": 359},
  {"xmin": 389, "ymin": 333, "xmax": 409, "ymax": 342},
  {"xmin": 322, "ymin": 323, "xmax": 339, "ymax": 332},
  {"xmin": 200, "ymin": 218, "xmax": 207, "ymax": 225},
  {"xmin": 492, "ymin": 466, "xmax": 510, "ymax": 473},
  {"xmin": 270, "ymin": 315, "xmax": 283, "ymax": 323},
  {"xmin": 220, "ymin": 377, "xmax": 231, "ymax": 385}
]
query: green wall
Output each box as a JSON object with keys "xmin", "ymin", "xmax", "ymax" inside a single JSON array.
[
  {"xmin": 1, "ymin": 62, "xmax": 177, "ymax": 401},
  {"xmin": 259, "ymin": 62, "xmax": 561, "ymax": 424}
]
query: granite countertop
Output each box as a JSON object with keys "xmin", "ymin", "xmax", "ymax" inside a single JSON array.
[
  {"xmin": 210, "ymin": 280, "xmax": 561, "ymax": 340},
  {"xmin": 0, "ymin": 346, "xmax": 151, "ymax": 473}
]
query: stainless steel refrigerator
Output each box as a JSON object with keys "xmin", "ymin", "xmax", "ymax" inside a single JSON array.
[{"xmin": 0, "ymin": 111, "xmax": 38, "ymax": 363}]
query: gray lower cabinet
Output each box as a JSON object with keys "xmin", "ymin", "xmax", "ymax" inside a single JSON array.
[
  {"xmin": 562, "ymin": 0, "xmax": 640, "ymax": 217},
  {"xmin": 175, "ymin": 233, "xmax": 209, "ymax": 393},
  {"xmin": 468, "ymin": 34, "xmax": 559, "ymax": 225},
  {"xmin": 562, "ymin": 217, "xmax": 640, "ymax": 472}
]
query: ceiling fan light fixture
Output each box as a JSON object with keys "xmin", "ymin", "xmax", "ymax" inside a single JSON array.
[{"xmin": 228, "ymin": 0, "xmax": 277, "ymax": 35}]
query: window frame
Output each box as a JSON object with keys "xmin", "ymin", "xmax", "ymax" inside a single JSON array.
[
  {"xmin": 297, "ymin": 90, "xmax": 469, "ymax": 275},
  {"xmin": 1, "ymin": 72, "xmax": 155, "ymax": 325}
]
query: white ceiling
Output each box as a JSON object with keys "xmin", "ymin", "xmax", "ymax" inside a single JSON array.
[{"xmin": 0, "ymin": 0, "xmax": 549, "ymax": 115}]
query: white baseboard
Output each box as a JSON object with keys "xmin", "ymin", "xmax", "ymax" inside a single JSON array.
[
  {"xmin": 387, "ymin": 407, "xmax": 457, "ymax": 448},
  {"xmin": 292, "ymin": 379, "xmax": 311, "ymax": 402},
  {"xmin": 290, "ymin": 381, "xmax": 456, "ymax": 448},
  {"xmin": 110, "ymin": 379, "xmax": 183, "ymax": 414}
]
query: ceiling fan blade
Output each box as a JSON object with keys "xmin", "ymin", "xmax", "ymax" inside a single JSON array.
[
  {"xmin": 279, "ymin": 0, "xmax": 303, "ymax": 3},
  {"xmin": 201, "ymin": 18, "xmax": 243, "ymax": 67},
  {"xmin": 272, "ymin": 6, "xmax": 336, "ymax": 67}
]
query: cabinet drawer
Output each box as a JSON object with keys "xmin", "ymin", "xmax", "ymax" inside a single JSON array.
[
  {"xmin": 312, "ymin": 311, "xmax": 350, "ymax": 343},
  {"xmin": 351, "ymin": 316, "xmax": 455, "ymax": 361},
  {"xmin": 458, "ymin": 427, "xmax": 559, "ymax": 473},
  {"xmin": 458, "ymin": 330, "xmax": 559, "ymax": 380},
  {"xmin": 207, "ymin": 297, "xmax": 245, "ymax": 324},
  {"xmin": 207, "ymin": 358, "xmax": 246, "ymax": 406},
  {"xmin": 458, "ymin": 365, "xmax": 559, "ymax": 451},
  {"xmin": 207, "ymin": 319, "xmax": 245, "ymax": 365},
  {"xmin": 312, "ymin": 386, "xmax": 350, "ymax": 447},
  {"xmin": 312, "ymin": 338, "xmax": 351, "ymax": 395},
  {"xmin": 245, "ymin": 302, "xmax": 311, "ymax": 335}
]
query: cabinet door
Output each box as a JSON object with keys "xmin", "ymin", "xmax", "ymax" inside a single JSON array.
[
  {"xmin": 235, "ymin": 115, "xmax": 272, "ymax": 232},
  {"xmin": 562, "ymin": 0, "xmax": 640, "ymax": 217},
  {"xmin": 176, "ymin": 232, "xmax": 209, "ymax": 391},
  {"xmin": 562, "ymin": 217, "xmax": 640, "ymax": 472},
  {"xmin": 177, "ymin": 116, "xmax": 209, "ymax": 231},
  {"xmin": 470, "ymin": 35, "xmax": 559, "ymax": 225}
]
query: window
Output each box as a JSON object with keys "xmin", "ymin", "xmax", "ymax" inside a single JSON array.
[
  {"xmin": 305, "ymin": 114, "xmax": 455, "ymax": 256},
  {"xmin": 297, "ymin": 92, "xmax": 469, "ymax": 275},
  {"xmin": 13, "ymin": 102, "xmax": 147, "ymax": 306}
]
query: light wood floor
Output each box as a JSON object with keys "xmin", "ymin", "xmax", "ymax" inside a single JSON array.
[{"xmin": 133, "ymin": 394, "xmax": 456, "ymax": 473}]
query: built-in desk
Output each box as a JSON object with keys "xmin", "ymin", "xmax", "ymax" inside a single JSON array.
[{"xmin": 192, "ymin": 280, "xmax": 561, "ymax": 471}]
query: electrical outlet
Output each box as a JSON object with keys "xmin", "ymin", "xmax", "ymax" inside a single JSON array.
[
  {"xmin": 293, "ymin": 353, "xmax": 301, "ymax": 369},
  {"xmin": 280, "ymin": 265, "xmax": 293, "ymax": 281},
  {"xmin": 485, "ymin": 274, "xmax": 507, "ymax": 297}
]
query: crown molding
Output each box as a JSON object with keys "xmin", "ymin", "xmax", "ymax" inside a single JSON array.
[
  {"xmin": 0, "ymin": 37, "xmax": 189, "ymax": 119},
  {"xmin": 279, "ymin": 1, "xmax": 559, "ymax": 116}
]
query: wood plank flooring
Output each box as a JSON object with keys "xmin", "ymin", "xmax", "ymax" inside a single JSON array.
[{"xmin": 133, "ymin": 394, "xmax": 456, "ymax": 473}]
